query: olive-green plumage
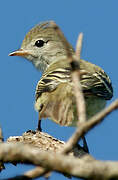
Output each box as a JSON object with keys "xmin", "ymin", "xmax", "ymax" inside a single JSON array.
[
  {"xmin": 9, "ymin": 21, "xmax": 113, "ymax": 127},
  {"xmin": 35, "ymin": 57, "xmax": 113, "ymax": 126}
]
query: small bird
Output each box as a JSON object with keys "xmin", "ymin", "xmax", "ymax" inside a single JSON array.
[
  {"xmin": 9, "ymin": 21, "xmax": 113, "ymax": 130},
  {"xmin": 35, "ymin": 56, "xmax": 113, "ymax": 128}
]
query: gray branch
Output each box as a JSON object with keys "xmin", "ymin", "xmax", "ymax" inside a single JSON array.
[{"xmin": 0, "ymin": 142, "xmax": 118, "ymax": 179}]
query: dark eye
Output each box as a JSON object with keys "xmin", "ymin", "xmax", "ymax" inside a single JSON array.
[{"xmin": 35, "ymin": 40, "xmax": 45, "ymax": 47}]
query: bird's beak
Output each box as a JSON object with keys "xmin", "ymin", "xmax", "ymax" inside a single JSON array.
[{"xmin": 9, "ymin": 49, "xmax": 30, "ymax": 57}]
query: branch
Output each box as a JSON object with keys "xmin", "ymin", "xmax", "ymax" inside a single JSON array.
[
  {"xmin": 74, "ymin": 33, "xmax": 86, "ymax": 124},
  {"xmin": 49, "ymin": 23, "xmax": 89, "ymax": 161},
  {"xmin": 0, "ymin": 142, "xmax": 118, "ymax": 179},
  {"xmin": 7, "ymin": 130, "xmax": 88, "ymax": 158},
  {"xmin": 7, "ymin": 130, "xmax": 89, "ymax": 179},
  {"xmin": 49, "ymin": 23, "xmax": 87, "ymax": 157},
  {"xmin": 50, "ymin": 21, "xmax": 86, "ymax": 124}
]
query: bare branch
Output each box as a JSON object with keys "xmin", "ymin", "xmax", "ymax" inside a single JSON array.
[
  {"xmin": 49, "ymin": 22, "xmax": 88, "ymax": 158},
  {"xmin": 72, "ymin": 33, "xmax": 86, "ymax": 124},
  {"xmin": 50, "ymin": 23, "xmax": 86, "ymax": 127},
  {"xmin": 7, "ymin": 130, "xmax": 88, "ymax": 179},
  {"xmin": 75, "ymin": 32, "xmax": 83, "ymax": 59},
  {"xmin": 7, "ymin": 130, "xmax": 88, "ymax": 157},
  {"xmin": 0, "ymin": 142, "xmax": 118, "ymax": 179}
]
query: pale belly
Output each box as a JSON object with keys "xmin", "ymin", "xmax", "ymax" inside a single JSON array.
[{"xmin": 71, "ymin": 96, "xmax": 106, "ymax": 126}]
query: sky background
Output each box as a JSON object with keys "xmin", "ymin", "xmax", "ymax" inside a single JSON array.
[{"xmin": 0, "ymin": 0, "xmax": 118, "ymax": 179}]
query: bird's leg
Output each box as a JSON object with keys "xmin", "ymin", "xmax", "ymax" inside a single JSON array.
[
  {"xmin": 37, "ymin": 111, "xmax": 42, "ymax": 131},
  {"xmin": 37, "ymin": 105, "xmax": 44, "ymax": 131},
  {"xmin": 26, "ymin": 114, "xmax": 42, "ymax": 133},
  {"xmin": 37, "ymin": 118, "xmax": 42, "ymax": 132},
  {"xmin": 82, "ymin": 136, "xmax": 89, "ymax": 153},
  {"xmin": 72, "ymin": 137, "xmax": 89, "ymax": 157}
]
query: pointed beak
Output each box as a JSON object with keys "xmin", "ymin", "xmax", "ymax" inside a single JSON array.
[{"xmin": 9, "ymin": 49, "xmax": 30, "ymax": 57}]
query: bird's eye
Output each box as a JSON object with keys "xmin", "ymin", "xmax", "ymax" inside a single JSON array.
[{"xmin": 35, "ymin": 40, "xmax": 45, "ymax": 47}]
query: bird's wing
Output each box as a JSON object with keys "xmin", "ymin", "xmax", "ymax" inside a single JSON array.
[
  {"xmin": 35, "ymin": 67, "xmax": 71, "ymax": 101},
  {"xmin": 81, "ymin": 70, "xmax": 113, "ymax": 100},
  {"xmin": 36, "ymin": 62, "xmax": 113, "ymax": 102}
]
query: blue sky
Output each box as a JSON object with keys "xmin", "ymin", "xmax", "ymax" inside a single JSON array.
[{"xmin": 0, "ymin": 0, "xmax": 118, "ymax": 179}]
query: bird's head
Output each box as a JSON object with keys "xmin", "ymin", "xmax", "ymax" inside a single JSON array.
[{"xmin": 9, "ymin": 21, "xmax": 74, "ymax": 72}]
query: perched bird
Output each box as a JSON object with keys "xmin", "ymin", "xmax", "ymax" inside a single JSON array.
[
  {"xmin": 35, "ymin": 57, "xmax": 113, "ymax": 128},
  {"xmin": 9, "ymin": 21, "xmax": 113, "ymax": 130}
]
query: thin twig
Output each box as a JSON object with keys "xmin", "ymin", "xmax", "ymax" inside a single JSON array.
[
  {"xmin": 50, "ymin": 22, "xmax": 88, "ymax": 155},
  {"xmin": 61, "ymin": 99, "xmax": 118, "ymax": 154},
  {"xmin": 72, "ymin": 33, "xmax": 86, "ymax": 124},
  {"xmin": 50, "ymin": 22, "xmax": 86, "ymax": 124},
  {"xmin": 75, "ymin": 33, "xmax": 83, "ymax": 59}
]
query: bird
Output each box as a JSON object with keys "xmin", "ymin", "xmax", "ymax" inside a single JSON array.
[
  {"xmin": 9, "ymin": 21, "xmax": 113, "ymax": 130},
  {"xmin": 35, "ymin": 56, "xmax": 113, "ymax": 129}
]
